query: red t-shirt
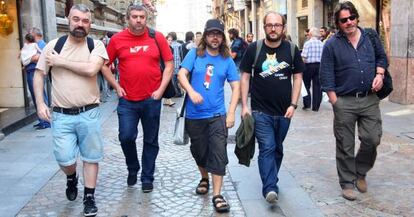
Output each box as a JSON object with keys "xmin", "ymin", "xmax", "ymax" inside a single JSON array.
[{"xmin": 106, "ymin": 28, "xmax": 173, "ymax": 101}]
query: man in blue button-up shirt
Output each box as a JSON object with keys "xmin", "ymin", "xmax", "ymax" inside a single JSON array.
[{"xmin": 319, "ymin": 1, "xmax": 387, "ymax": 201}]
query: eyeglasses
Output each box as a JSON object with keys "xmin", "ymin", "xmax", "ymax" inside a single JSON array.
[
  {"xmin": 339, "ymin": 15, "xmax": 357, "ymax": 24},
  {"xmin": 207, "ymin": 31, "xmax": 223, "ymax": 38},
  {"xmin": 264, "ymin": 23, "xmax": 284, "ymax": 29}
]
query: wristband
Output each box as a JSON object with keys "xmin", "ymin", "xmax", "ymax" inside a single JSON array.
[{"xmin": 290, "ymin": 103, "xmax": 298, "ymax": 109}]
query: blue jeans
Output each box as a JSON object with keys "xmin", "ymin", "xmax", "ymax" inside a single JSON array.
[
  {"xmin": 117, "ymin": 97, "xmax": 161, "ymax": 184},
  {"xmin": 252, "ymin": 111, "xmax": 291, "ymax": 197},
  {"xmin": 26, "ymin": 68, "xmax": 50, "ymax": 127}
]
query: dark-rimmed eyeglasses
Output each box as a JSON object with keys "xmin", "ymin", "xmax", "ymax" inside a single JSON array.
[
  {"xmin": 264, "ymin": 23, "xmax": 284, "ymax": 29},
  {"xmin": 339, "ymin": 15, "xmax": 357, "ymax": 24},
  {"xmin": 206, "ymin": 31, "xmax": 223, "ymax": 38}
]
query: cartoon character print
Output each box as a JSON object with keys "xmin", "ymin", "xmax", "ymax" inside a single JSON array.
[
  {"xmin": 203, "ymin": 64, "xmax": 214, "ymax": 90},
  {"xmin": 259, "ymin": 53, "xmax": 290, "ymax": 79},
  {"xmin": 260, "ymin": 53, "xmax": 279, "ymax": 77}
]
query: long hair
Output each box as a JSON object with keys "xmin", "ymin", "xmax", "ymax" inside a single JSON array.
[{"xmin": 196, "ymin": 31, "xmax": 230, "ymax": 58}]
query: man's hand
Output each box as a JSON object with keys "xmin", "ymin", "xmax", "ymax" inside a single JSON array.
[
  {"xmin": 372, "ymin": 74, "xmax": 384, "ymax": 92},
  {"xmin": 188, "ymin": 91, "xmax": 203, "ymax": 104},
  {"xmin": 226, "ymin": 112, "xmax": 235, "ymax": 128},
  {"xmin": 241, "ymin": 106, "xmax": 251, "ymax": 118},
  {"xmin": 37, "ymin": 103, "xmax": 51, "ymax": 122},
  {"xmin": 151, "ymin": 89, "xmax": 163, "ymax": 100},
  {"xmin": 45, "ymin": 50, "xmax": 62, "ymax": 67},
  {"xmin": 116, "ymin": 87, "xmax": 126, "ymax": 97},
  {"xmin": 284, "ymin": 106, "xmax": 295, "ymax": 119}
]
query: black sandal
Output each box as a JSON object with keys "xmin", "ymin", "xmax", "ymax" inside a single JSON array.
[
  {"xmin": 195, "ymin": 178, "xmax": 209, "ymax": 195},
  {"xmin": 212, "ymin": 195, "xmax": 230, "ymax": 213}
]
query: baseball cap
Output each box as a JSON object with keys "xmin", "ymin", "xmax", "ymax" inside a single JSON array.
[{"xmin": 204, "ymin": 19, "xmax": 225, "ymax": 33}]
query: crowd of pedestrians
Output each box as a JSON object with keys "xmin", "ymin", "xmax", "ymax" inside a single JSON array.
[{"xmin": 27, "ymin": 1, "xmax": 389, "ymax": 216}]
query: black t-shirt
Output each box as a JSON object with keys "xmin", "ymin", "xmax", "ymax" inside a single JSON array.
[{"xmin": 239, "ymin": 40, "xmax": 305, "ymax": 116}]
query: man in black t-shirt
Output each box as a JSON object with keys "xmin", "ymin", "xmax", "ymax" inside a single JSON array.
[{"xmin": 239, "ymin": 11, "xmax": 305, "ymax": 204}]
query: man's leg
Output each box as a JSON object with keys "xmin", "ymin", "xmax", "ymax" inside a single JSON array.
[
  {"xmin": 140, "ymin": 98, "xmax": 161, "ymax": 190},
  {"xmin": 274, "ymin": 116, "xmax": 291, "ymax": 175},
  {"xmin": 186, "ymin": 118, "xmax": 210, "ymax": 194},
  {"xmin": 253, "ymin": 112, "xmax": 278, "ymax": 198},
  {"xmin": 302, "ymin": 67, "xmax": 311, "ymax": 109},
  {"xmin": 52, "ymin": 111, "xmax": 79, "ymax": 201},
  {"xmin": 311, "ymin": 64, "xmax": 322, "ymax": 111},
  {"xmin": 117, "ymin": 98, "xmax": 140, "ymax": 185},
  {"xmin": 333, "ymin": 97, "xmax": 359, "ymax": 199},
  {"xmin": 355, "ymin": 95, "xmax": 382, "ymax": 192}
]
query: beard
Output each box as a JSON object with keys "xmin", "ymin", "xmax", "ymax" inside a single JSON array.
[
  {"xmin": 265, "ymin": 32, "xmax": 283, "ymax": 42},
  {"xmin": 70, "ymin": 27, "xmax": 87, "ymax": 38},
  {"xmin": 206, "ymin": 40, "xmax": 221, "ymax": 50}
]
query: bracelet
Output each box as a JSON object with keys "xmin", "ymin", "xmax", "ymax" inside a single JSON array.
[{"xmin": 290, "ymin": 103, "xmax": 298, "ymax": 109}]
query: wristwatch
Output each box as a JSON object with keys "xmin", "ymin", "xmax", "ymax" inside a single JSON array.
[{"xmin": 290, "ymin": 103, "xmax": 298, "ymax": 109}]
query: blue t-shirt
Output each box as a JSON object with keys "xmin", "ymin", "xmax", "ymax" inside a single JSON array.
[{"xmin": 181, "ymin": 49, "xmax": 239, "ymax": 119}]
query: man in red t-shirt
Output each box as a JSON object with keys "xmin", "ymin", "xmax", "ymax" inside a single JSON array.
[{"xmin": 102, "ymin": 4, "xmax": 173, "ymax": 193}]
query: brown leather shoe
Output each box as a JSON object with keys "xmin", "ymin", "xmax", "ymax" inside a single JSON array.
[
  {"xmin": 342, "ymin": 188, "xmax": 357, "ymax": 201},
  {"xmin": 356, "ymin": 178, "xmax": 367, "ymax": 193}
]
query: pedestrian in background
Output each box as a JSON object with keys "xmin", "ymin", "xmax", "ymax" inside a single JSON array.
[
  {"xmin": 301, "ymin": 27, "xmax": 323, "ymax": 111},
  {"xmin": 33, "ymin": 4, "xmax": 108, "ymax": 216},
  {"xmin": 101, "ymin": 4, "xmax": 173, "ymax": 193},
  {"xmin": 168, "ymin": 31, "xmax": 184, "ymax": 98},
  {"xmin": 246, "ymin": 32, "xmax": 254, "ymax": 44},
  {"xmin": 228, "ymin": 28, "xmax": 247, "ymax": 67},
  {"xmin": 239, "ymin": 11, "xmax": 305, "ymax": 204},
  {"xmin": 23, "ymin": 28, "xmax": 51, "ymax": 130},
  {"xmin": 319, "ymin": 1, "xmax": 387, "ymax": 201},
  {"xmin": 179, "ymin": 31, "xmax": 196, "ymax": 60},
  {"xmin": 177, "ymin": 19, "xmax": 240, "ymax": 213},
  {"xmin": 195, "ymin": 31, "xmax": 202, "ymax": 46}
]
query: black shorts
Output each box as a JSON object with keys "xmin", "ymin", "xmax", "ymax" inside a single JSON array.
[{"xmin": 185, "ymin": 115, "xmax": 228, "ymax": 176}]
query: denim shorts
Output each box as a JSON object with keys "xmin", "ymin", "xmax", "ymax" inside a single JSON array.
[
  {"xmin": 52, "ymin": 107, "xmax": 103, "ymax": 166},
  {"xmin": 185, "ymin": 115, "xmax": 228, "ymax": 176}
]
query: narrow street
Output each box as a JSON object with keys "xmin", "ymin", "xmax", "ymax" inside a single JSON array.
[{"xmin": 1, "ymin": 90, "xmax": 412, "ymax": 217}]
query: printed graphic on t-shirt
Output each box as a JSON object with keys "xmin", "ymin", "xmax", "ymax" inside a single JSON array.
[
  {"xmin": 260, "ymin": 53, "xmax": 289, "ymax": 79},
  {"xmin": 130, "ymin": 45, "xmax": 149, "ymax": 53},
  {"xmin": 203, "ymin": 64, "xmax": 214, "ymax": 90}
]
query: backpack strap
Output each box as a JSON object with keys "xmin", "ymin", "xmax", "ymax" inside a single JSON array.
[
  {"xmin": 288, "ymin": 41, "xmax": 295, "ymax": 71},
  {"xmin": 252, "ymin": 39, "xmax": 263, "ymax": 77},
  {"xmin": 86, "ymin": 37, "xmax": 94, "ymax": 53},
  {"xmin": 148, "ymin": 27, "xmax": 165, "ymax": 71},
  {"xmin": 48, "ymin": 35, "xmax": 68, "ymax": 82}
]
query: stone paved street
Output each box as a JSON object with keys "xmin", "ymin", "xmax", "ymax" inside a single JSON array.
[
  {"xmin": 4, "ymin": 92, "xmax": 414, "ymax": 217},
  {"xmin": 17, "ymin": 98, "xmax": 245, "ymax": 217},
  {"xmin": 282, "ymin": 101, "xmax": 414, "ymax": 217}
]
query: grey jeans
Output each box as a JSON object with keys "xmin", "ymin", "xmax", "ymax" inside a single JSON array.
[{"xmin": 332, "ymin": 94, "xmax": 382, "ymax": 189}]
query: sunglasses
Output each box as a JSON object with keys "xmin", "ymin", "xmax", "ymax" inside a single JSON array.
[{"xmin": 339, "ymin": 15, "xmax": 357, "ymax": 24}]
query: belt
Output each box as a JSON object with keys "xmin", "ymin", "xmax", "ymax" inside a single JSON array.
[
  {"xmin": 53, "ymin": 103, "xmax": 99, "ymax": 115},
  {"xmin": 343, "ymin": 91, "xmax": 373, "ymax": 98}
]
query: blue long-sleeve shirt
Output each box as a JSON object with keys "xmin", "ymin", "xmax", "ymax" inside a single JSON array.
[{"xmin": 319, "ymin": 27, "xmax": 387, "ymax": 96}]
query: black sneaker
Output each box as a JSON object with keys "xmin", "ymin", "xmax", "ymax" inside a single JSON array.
[
  {"xmin": 142, "ymin": 182, "xmax": 153, "ymax": 193},
  {"xmin": 127, "ymin": 173, "xmax": 137, "ymax": 186},
  {"xmin": 66, "ymin": 176, "xmax": 78, "ymax": 201},
  {"xmin": 83, "ymin": 194, "xmax": 98, "ymax": 217}
]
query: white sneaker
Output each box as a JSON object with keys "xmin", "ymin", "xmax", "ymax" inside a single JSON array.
[{"xmin": 265, "ymin": 191, "xmax": 278, "ymax": 203}]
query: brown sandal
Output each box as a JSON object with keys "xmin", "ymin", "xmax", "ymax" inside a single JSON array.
[{"xmin": 195, "ymin": 178, "xmax": 209, "ymax": 195}]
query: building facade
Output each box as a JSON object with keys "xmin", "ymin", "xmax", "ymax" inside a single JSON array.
[{"xmin": 0, "ymin": 0, "xmax": 129, "ymax": 109}]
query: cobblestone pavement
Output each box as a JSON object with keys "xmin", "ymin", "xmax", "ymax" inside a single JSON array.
[
  {"xmin": 17, "ymin": 99, "xmax": 246, "ymax": 217},
  {"xmin": 283, "ymin": 102, "xmax": 414, "ymax": 217}
]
